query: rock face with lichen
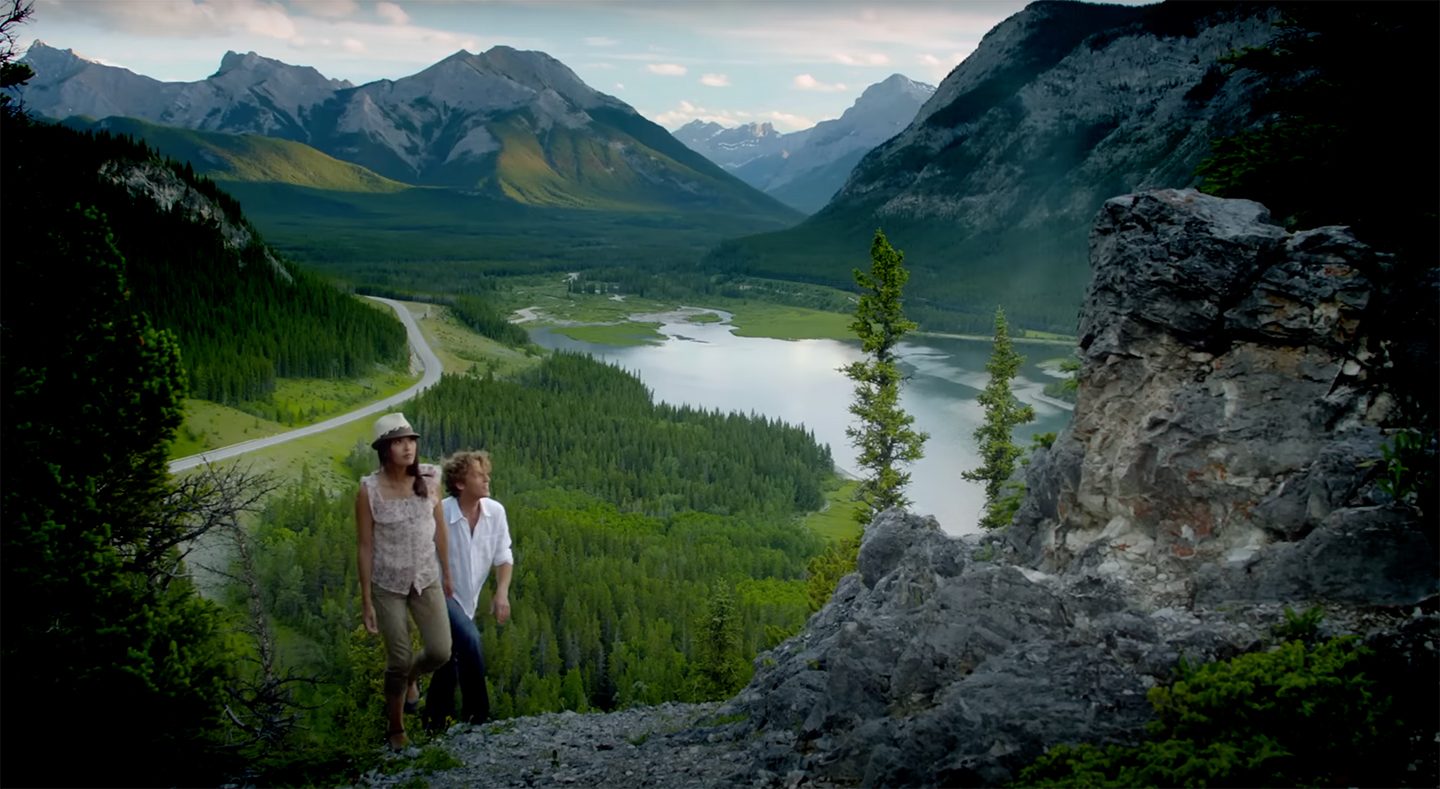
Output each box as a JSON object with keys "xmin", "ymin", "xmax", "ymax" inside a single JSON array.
[{"xmin": 1009, "ymin": 188, "xmax": 1434, "ymax": 609}]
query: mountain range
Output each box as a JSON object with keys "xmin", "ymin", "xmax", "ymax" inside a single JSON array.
[
  {"xmin": 711, "ymin": 1, "xmax": 1286, "ymax": 333},
  {"xmin": 13, "ymin": 2, "xmax": 1331, "ymax": 333},
  {"xmin": 672, "ymin": 74, "xmax": 935, "ymax": 214},
  {"xmin": 19, "ymin": 41, "xmax": 796, "ymax": 224}
]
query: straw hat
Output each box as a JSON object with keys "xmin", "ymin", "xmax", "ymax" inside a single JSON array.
[{"xmin": 370, "ymin": 412, "xmax": 419, "ymax": 449}]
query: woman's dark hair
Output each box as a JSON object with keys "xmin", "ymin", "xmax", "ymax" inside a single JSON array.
[{"xmin": 375, "ymin": 440, "xmax": 431, "ymax": 498}]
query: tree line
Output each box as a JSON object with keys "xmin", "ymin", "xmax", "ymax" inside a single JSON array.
[{"xmin": 407, "ymin": 352, "xmax": 833, "ymax": 518}]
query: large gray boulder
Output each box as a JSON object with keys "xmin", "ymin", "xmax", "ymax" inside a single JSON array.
[
  {"xmin": 720, "ymin": 189, "xmax": 1437, "ymax": 787},
  {"xmin": 724, "ymin": 510, "xmax": 1276, "ymax": 786}
]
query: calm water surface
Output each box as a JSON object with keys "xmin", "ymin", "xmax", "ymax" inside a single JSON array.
[{"xmin": 530, "ymin": 310, "xmax": 1073, "ymax": 536}]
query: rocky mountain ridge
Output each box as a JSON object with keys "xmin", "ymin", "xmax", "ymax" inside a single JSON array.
[
  {"xmin": 19, "ymin": 42, "xmax": 790, "ymax": 215},
  {"xmin": 672, "ymin": 121, "xmax": 786, "ymax": 169},
  {"xmin": 370, "ymin": 189, "xmax": 1438, "ymax": 787},
  {"xmin": 673, "ymin": 73, "xmax": 934, "ymax": 213},
  {"xmin": 22, "ymin": 42, "xmax": 352, "ymax": 140}
]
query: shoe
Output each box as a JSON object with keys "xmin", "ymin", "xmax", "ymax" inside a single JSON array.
[{"xmin": 387, "ymin": 729, "xmax": 409, "ymax": 752}]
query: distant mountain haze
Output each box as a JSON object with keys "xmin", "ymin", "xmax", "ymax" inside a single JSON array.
[
  {"xmin": 711, "ymin": 1, "xmax": 1285, "ymax": 333},
  {"xmin": 672, "ymin": 121, "xmax": 788, "ymax": 172},
  {"xmin": 19, "ymin": 41, "xmax": 795, "ymax": 217},
  {"xmin": 673, "ymin": 74, "xmax": 935, "ymax": 213}
]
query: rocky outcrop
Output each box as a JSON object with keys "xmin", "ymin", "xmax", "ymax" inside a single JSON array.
[
  {"xmin": 711, "ymin": 190, "xmax": 1437, "ymax": 785},
  {"xmin": 99, "ymin": 160, "xmax": 291, "ymax": 281},
  {"xmin": 717, "ymin": 510, "xmax": 1278, "ymax": 785},
  {"xmin": 1009, "ymin": 189, "xmax": 1435, "ymax": 609}
]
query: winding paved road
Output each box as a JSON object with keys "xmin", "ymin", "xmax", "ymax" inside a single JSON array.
[{"xmin": 167, "ymin": 297, "xmax": 443, "ymax": 474}]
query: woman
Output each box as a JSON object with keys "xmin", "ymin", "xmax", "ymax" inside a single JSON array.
[{"xmin": 355, "ymin": 412, "xmax": 452, "ymax": 751}]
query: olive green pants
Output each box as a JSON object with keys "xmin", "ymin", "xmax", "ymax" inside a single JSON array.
[{"xmin": 371, "ymin": 582, "xmax": 452, "ymax": 697}]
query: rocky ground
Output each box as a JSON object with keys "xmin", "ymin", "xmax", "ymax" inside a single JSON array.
[{"xmin": 357, "ymin": 702, "xmax": 814, "ymax": 788}]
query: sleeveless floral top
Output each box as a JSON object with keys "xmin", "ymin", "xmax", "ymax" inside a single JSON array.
[{"xmin": 363, "ymin": 464, "xmax": 442, "ymax": 595}]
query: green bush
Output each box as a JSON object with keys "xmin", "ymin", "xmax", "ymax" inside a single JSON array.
[
  {"xmin": 806, "ymin": 535, "xmax": 860, "ymax": 613},
  {"xmin": 1018, "ymin": 637, "xmax": 1391, "ymax": 787}
]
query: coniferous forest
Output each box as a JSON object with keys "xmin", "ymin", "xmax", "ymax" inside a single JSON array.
[
  {"xmin": 3, "ymin": 107, "xmax": 241, "ymax": 785},
  {"xmin": 6, "ymin": 117, "xmax": 406, "ymax": 405},
  {"xmin": 242, "ymin": 355, "xmax": 833, "ymax": 778}
]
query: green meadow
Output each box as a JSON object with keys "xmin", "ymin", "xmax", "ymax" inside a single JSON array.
[
  {"xmin": 798, "ymin": 479, "xmax": 865, "ymax": 543},
  {"xmin": 169, "ymin": 366, "xmax": 416, "ymax": 459},
  {"xmin": 725, "ymin": 302, "xmax": 854, "ymax": 340},
  {"xmin": 409, "ymin": 300, "xmax": 542, "ymax": 378}
]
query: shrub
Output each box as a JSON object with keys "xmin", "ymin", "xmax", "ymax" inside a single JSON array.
[{"xmin": 1018, "ymin": 637, "xmax": 1392, "ymax": 787}]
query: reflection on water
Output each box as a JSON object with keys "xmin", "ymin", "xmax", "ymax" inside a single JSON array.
[{"xmin": 529, "ymin": 313, "xmax": 1073, "ymax": 537}]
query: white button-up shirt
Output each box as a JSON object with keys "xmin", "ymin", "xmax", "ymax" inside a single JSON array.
[{"xmin": 441, "ymin": 496, "xmax": 514, "ymax": 620}]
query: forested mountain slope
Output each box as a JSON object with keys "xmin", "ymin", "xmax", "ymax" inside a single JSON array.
[
  {"xmin": 62, "ymin": 115, "xmax": 410, "ymax": 193},
  {"xmin": 709, "ymin": 1, "xmax": 1281, "ymax": 333},
  {"xmin": 3, "ymin": 115, "xmax": 406, "ymax": 404}
]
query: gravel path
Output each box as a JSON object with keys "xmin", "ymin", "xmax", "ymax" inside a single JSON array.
[{"xmin": 357, "ymin": 703, "xmax": 779, "ymax": 788}]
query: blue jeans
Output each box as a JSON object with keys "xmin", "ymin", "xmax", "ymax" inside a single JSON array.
[{"xmin": 425, "ymin": 596, "xmax": 489, "ymax": 728}]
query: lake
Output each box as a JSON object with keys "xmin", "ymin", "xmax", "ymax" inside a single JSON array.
[{"xmin": 529, "ymin": 309, "xmax": 1074, "ymax": 536}]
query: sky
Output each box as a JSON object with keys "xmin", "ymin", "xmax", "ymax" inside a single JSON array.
[{"xmin": 14, "ymin": 0, "xmax": 1062, "ymax": 132}]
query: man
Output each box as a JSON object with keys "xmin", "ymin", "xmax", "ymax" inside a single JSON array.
[{"xmin": 425, "ymin": 450, "xmax": 513, "ymax": 730}]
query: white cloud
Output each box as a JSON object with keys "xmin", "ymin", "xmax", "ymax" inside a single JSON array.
[
  {"xmin": 584, "ymin": 36, "xmax": 619, "ymax": 47},
  {"xmin": 342, "ymin": 37, "xmax": 365, "ymax": 53},
  {"xmin": 375, "ymin": 2, "xmax": 409, "ymax": 25},
  {"xmin": 40, "ymin": 0, "xmax": 292, "ymax": 39},
  {"xmin": 759, "ymin": 110, "xmax": 814, "ymax": 131},
  {"xmin": 615, "ymin": 82, "xmax": 625, "ymax": 90},
  {"xmin": 638, "ymin": 3, "xmax": 1016, "ymax": 68},
  {"xmin": 653, "ymin": 102, "xmax": 739, "ymax": 130},
  {"xmin": 793, "ymin": 73, "xmax": 847, "ymax": 93},
  {"xmin": 647, "ymin": 63, "xmax": 688, "ymax": 76},
  {"xmin": 289, "ymin": 0, "xmax": 357, "ymax": 19},
  {"xmin": 266, "ymin": 14, "xmax": 545, "ymax": 79},
  {"xmin": 917, "ymin": 52, "xmax": 966, "ymax": 82},
  {"xmin": 834, "ymin": 52, "xmax": 890, "ymax": 66},
  {"xmin": 699, "ymin": 73, "xmax": 730, "ymax": 87}
]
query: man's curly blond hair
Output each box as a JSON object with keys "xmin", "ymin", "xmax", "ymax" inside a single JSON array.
[{"xmin": 441, "ymin": 450, "xmax": 492, "ymax": 498}]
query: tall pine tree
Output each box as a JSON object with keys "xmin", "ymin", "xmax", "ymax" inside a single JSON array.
[
  {"xmin": 962, "ymin": 307, "xmax": 1035, "ymax": 530},
  {"xmin": 842, "ymin": 230, "xmax": 928, "ymax": 525}
]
